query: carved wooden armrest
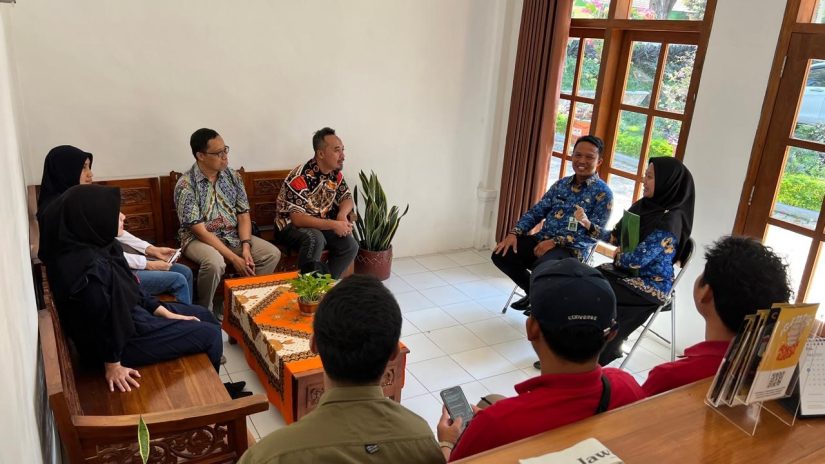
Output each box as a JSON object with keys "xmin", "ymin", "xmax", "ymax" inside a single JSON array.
[{"xmin": 73, "ymin": 394, "xmax": 268, "ymax": 440}]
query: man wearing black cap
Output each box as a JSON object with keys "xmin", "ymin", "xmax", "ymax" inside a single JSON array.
[{"xmin": 437, "ymin": 258, "xmax": 644, "ymax": 461}]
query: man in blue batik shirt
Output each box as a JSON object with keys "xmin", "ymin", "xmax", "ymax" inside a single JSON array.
[{"xmin": 492, "ymin": 135, "xmax": 613, "ymax": 312}]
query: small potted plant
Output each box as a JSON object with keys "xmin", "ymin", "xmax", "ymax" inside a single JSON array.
[
  {"xmin": 289, "ymin": 271, "xmax": 335, "ymax": 316},
  {"xmin": 353, "ymin": 170, "xmax": 409, "ymax": 280}
]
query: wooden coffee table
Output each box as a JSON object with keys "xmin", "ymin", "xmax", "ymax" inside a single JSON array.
[{"xmin": 222, "ymin": 272, "xmax": 409, "ymax": 424}]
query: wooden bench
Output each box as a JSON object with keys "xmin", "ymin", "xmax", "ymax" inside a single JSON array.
[
  {"xmin": 30, "ymin": 168, "xmax": 352, "ymax": 305},
  {"xmin": 38, "ymin": 268, "xmax": 269, "ymax": 463}
]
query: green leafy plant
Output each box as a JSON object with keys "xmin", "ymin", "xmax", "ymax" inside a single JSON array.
[
  {"xmin": 778, "ymin": 174, "xmax": 825, "ymax": 211},
  {"xmin": 138, "ymin": 416, "xmax": 150, "ymax": 464},
  {"xmin": 289, "ymin": 272, "xmax": 335, "ymax": 303},
  {"xmin": 353, "ymin": 170, "xmax": 409, "ymax": 251}
]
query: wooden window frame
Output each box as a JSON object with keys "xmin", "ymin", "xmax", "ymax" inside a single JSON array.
[
  {"xmin": 733, "ymin": 0, "xmax": 825, "ymax": 301},
  {"xmin": 541, "ymin": 0, "xmax": 717, "ymax": 206}
]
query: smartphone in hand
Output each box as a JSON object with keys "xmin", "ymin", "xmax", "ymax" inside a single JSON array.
[
  {"xmin": 440, "ymin": 385, "xmax": 474, "ymax": 430},
  {"xmin": 167, "ymin": 249, "xmax": 182, "ymax": 264}
]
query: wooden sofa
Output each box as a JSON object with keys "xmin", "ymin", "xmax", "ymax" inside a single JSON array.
[{"xmin": 38, "ymin": 268, "xmax": 268, "ymax": 463}]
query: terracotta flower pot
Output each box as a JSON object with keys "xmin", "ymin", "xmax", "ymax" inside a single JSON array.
[
  {"xmin": 297, "ymin": 299, "xmax": 320, "ymax": 316},
  {"xmin": 354, "ymin": 246, "xmax": 393, "ymax": 281}
]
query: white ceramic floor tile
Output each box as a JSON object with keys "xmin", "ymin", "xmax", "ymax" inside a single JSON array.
[
  {"xmin": 414, "ymin": 254, "xmax": 462, "ymax": 271},
  {"xmin": 454, "ymin": 279, "xmax": 509, "ymax": 300},
  {"xmin": 464, "ymin": 317, "xmax": 525, "ymax": 345},
  {"xmin": 220, "ymin": 373, "xmax": 231, "ymax": 383},
  {"xmin": 457, "ymin": 381, "xmax": 493, "ymax": 407},
  {"xmin": 402, "ymin": 369, "xmax": 429, "ymax": 399},
  {"xmin": 401, "ymin": 271, "xmax": 449, "ymax": 291},
  {"xmin": 425, "ymin": 325, "xmax": 487, "ymax": 355},
  {"xmin": 401, "ymin": 394, "xmax": 442, "ymax": 434},
  {"xmin": 463, "ymin": 262, "xmax": 504, "ymax": 279},
  {"xmin": 406, "ymin": 356, "xmax": 475, "ymax": 391},
  {"xmin": 440, "ymin": 300, "xmax": 499, "ymax": 324},
  {"xmin": 404, "ymin": 308, "xmax": 460, "ymax": 332},
  {"xmin": 394, "ymin": 290, "xmax": 437, "ymax": 313},
  {"xmin": 400, "ymin": 316, "xmax": 421, "ymax": 337},
  {"xmin": 433, "ymin": 267, "xmax": 483, "ymax": 285},
  {"xmin": 522, "ymin": 367, "xmax": 540, "ymax": 378},
  {"xmin": 228, "ymin": 368, "xmax": 266, "ymax": 395},
  {"xmin": 444, "ymin": 249, "xmax": 489, "ymax": 266},
  {"xmin": 451, "ymin": 347, "xmax": 518, "ymax": 380},
  {"xmin": 250, "ymin": 404, "xmax": 288, "ymax": 438},
  {"xmin": 420, "ymin": 285, "xmax": 471, "ymax": 306},
  {"xmin": 246, "ymin": 417, "xmax": 260, "ymax": 441},
  {"xmin": 485, "ymin": 277, "xmax": 522, "ymax": 293},
  {"xmin": 491, "ymin": 338, "xmax": 537, "ymax": 369},
  {"xmin": 475, "ymin": 293, "xmax": 514, "ymax": 313},
  {"xmin": 383, "ymin": 274, "xmax": 414, "ymax": 295},
  {"xmin": 639, "ymin": 335, "xmax": 676, "ymax": 361},
  {"xmin": 392, "ymin": 257, "xmax": 428, "ymax": 276},
  {"xmin": 400, "ymin": 333, "xmax": 447, "ymax": 364},
  {"xmin": 229, "ymin": 369, "xmax": 288, "ymax": 437},
  {"xmin": 478, "ymin": 369, "xmax": 530, "ymax": 397},
  {"xmin": 222, "ymin": 341, "xmax": 251, "ymax": 374},
  {"xmin": 623, "ymin": 346, "xmax": 666, "ymax": 374},
  {"xmin": 501, "ymin": 309, "xmax": 530, "ymax": 332},
  {"xmin": 632, "ymin": 369, "xmax": 650, "ymax": 386}
]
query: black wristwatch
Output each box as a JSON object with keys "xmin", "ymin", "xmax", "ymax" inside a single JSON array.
[{"xmin": 240, "ymin": 239, "xmax": 252, "ymax": 247}]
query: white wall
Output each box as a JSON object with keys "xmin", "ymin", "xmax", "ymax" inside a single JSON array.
[
  {"xmin": 669, "ymin": 0, "xmax": 787, "ymax": 349},
  {"xmin": 0, "ymin": 5, "xmax": 46, "ymax": 463},
  {"xmin": 4, "ymin": 0, "xmax": 794, "ymax": 352},
  {"xmin": 9, "ymin": 0, "xmax": 507, "ymax": 257}
]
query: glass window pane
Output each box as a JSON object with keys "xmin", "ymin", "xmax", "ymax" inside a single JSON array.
[
  {"xmin": 649, "ymin": 117, "xmax": 681, "ymax": 159},
  {"xmin": 771, "ymin": 147, "xmax": 825, "ymax": 231},
  {"xmin": 606, "ymin": 175, "xmax": 636, "ymax": 230},
  {"xmin": 764, "ymin": 224, "xmax": 811, "ymax": 302},
  {"xmin": 555, "ymin": 99, "xmax": 571, "ymax": 153},
  {"xmin": 815, "ymin": 0, "xmax": 825, "ymax": 24},
  {"xmin": 563, "ymin": 156, "xmax": 574, "ymax": 178},
  {"xmin": 571, "ymin": 0, "xmax": 609, "ymax": 19},
  {"xmin": 577, "ymin": 38, "xmax": 604, "ymax": 98},
  {"xmin": 623, "ymin": 42, "xmax": 661, "ymax": 108},
  {"xmin": 562, "ymin": 39, "xmax": 580, "ymax": 95},
  {"xmin": 547, "ymin": 155, "xmax": 563, "ymax": 189},
  {"xmin": 657, "ymin": 44, "xmax": 697, "ymax": 113},
  {"xmin": 630, "ymin": 0, "xmax": 707, "ymax": 20},
  {"xmin": 793, "ymin": 59, "xmax": 825, "ymax": 143},
  {"xmin": 805, "ymin": 244, "xmax": 825, "ymax": 305},
  {"xmin": 614, "ymin": 110, "xmax": 647, "ymax": 173},
  {"xmin": 569, "ymin": 102, "xmax": 594, "ymax": 150}
]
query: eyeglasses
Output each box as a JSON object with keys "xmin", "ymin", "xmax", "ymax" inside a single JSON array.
[{"xmin": 204, "ymin": 146, "xmax": 230, "ymax": 158}]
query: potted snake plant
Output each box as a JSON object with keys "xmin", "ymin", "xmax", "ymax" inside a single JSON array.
[
  {"xmin": 353, "ymin": 170, "xmax": 409, "ymax": 280},
  {"xmin": 289, "ymin": 272, "xmax": 335, "ymax": 316}
]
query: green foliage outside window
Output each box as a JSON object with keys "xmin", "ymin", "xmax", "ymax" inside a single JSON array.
[{"xmin": 778, "ymin": 174, "xmax": 825, "ymax": 211}]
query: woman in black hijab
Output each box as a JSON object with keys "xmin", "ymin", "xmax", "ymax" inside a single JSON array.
[
  {"xmin": 35, "ymin": 145, "xmax": 193, "ymax": 304},
  {"xmin": 36, "ymin": 146, "xmax": 94, "ymax": 262},
  {"xmin": 42, "ymin": 184, "xmax": 223, "ymax": 392},
  {"xmin": 576, "ymin": 157, "xmax": 695, "ymax": 365},
  {"xmin": 36, "ymin": 145, "xmax": 94, "ymax": 221}
]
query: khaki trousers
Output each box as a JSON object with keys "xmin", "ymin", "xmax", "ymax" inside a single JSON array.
[{"xmin": 184, "ymin": 236, "xmax": 281, "ymax": 310}]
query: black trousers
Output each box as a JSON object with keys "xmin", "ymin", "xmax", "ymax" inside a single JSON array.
[
  {"xmin": 275, "ymin": 224, "xmax": 359, "ymax": 278},
  {"xmin": 598, "ymin": 275, "xmax": 662, "ymax": 366},
  {"xmin": 491, "ymin": 234, "xmax": 574, "ymax": 294},
  {"xmin": 120, "ymin": 303, "xmax": 223, "ymax": 372}
]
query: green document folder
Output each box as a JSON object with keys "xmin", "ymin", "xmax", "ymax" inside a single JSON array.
[{"xmin": 620, "ymin": 210, "xmax": 640, "ymax": 254}]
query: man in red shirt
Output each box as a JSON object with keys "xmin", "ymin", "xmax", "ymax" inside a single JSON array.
[
  {"xmin": 642, "ymin": 235, "xmax": 792, "ymax": 396},
  {"xmin": 436, "ymin": 258, "xmax": 645, "ymax": 461}
]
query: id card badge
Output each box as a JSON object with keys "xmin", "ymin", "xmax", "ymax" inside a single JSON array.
[{"xmin": 567, "ymin": 216, "xmax": 578, "ymax": 232}]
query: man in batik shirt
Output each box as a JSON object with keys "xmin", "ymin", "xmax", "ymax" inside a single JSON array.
[
  {"xmin": 275, "ymin": 127, "xmax": 358, "ymax": 278},
  {"xmin": 175, "ymin": 128, "xmax": 281, "ymax": 311},
  {"xmin": 492, "ymin": 135, "xmax": 613, "ymax": 312}
]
